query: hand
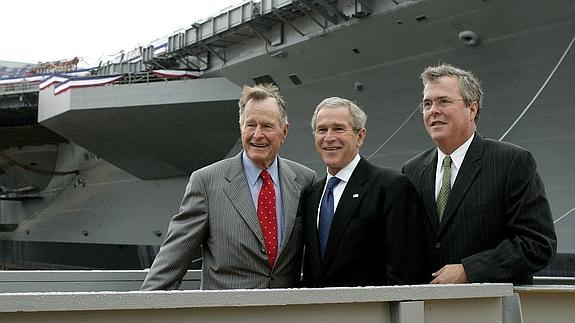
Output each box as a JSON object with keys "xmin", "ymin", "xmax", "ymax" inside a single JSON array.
[{"xmin": 430, "ymin": 264, "xmax": 468, "ymax": 284}]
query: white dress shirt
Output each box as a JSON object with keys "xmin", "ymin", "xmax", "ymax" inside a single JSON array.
[{"xmin": 317, "ymin": 154, "xmax": 361, "ymax": 227}]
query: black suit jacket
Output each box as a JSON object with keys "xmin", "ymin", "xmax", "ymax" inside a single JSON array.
[
  {"xmin": 301, "ymin": 157, "xmax": 428, "ymax": 287},
  {"xmin": 402, "ymin": 133, "xmax": 557, "ymax": 284}
]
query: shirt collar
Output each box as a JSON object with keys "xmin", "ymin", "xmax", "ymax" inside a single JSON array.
[
  {"xmin": 437, "ymin": 132, "xmax": 475, "ymax": 170},
  {"xmin": 242, "ymin": 151, "xmax": 280, "ymax": 186},
  {"xmin": 326, "ymin": 154, "xmax": 361, "ymax": 183}
]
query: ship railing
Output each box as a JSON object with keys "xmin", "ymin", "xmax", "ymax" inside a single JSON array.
[
  {"xmin": 0, "ymin": 81, "xmax": 39, "ymax": 96},
  {"xmin": 95, "ymin": 0, "xmax": 372, "ymax": 75},
  {"xmin": 533, "ymin": 275, "xmax": 575, "ymax": 285}
]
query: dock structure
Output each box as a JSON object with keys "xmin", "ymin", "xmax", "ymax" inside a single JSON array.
[
  {"xmin": 0, "ymin": 282, "xmax": 509, "ymax": 322},
  {"xmin": 1, "ymin": 270, "xmax": 574, "ymax": 322}
]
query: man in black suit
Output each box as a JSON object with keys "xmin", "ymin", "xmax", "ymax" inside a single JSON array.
[
  {"xmin": 301, "ymin": 97, "xmax": 428, "ymax": 287},
  {"xmin": 402, "ymin": 63, "xmax": 557, "ymax": 284}
]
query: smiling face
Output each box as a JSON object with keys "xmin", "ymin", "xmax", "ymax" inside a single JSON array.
[
  {"xmin": 240, "ymin": 97, "xmax": 288, "ymax": 169},
  {"xmin": 314, "ymin": 106, "xmax": 365, "ymax": 175},
  {"xmin": 423, "ymin": 75, "xmax": 477, "ymax": 154}
]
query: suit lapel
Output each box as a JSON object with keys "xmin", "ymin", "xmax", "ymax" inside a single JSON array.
[
  {"xmin": 420, "ymin": 151, "xmax": 440, "ymax": 233},
  {"xmin": 306, "ymin": 178, "xmax": 325, "ymax": 265},
  {"xmin": 438, "ymin": 134, "xmax": 483, "ymax": 233},
  {"xmin": 222, "ymin": 153, "xmax": 265, "ymax": 247},
  {"xmin": 276, "ymin": 158, "xmax": 302, "ymax": 259},
  {"xmin": 322, "ymin": 158, "xmax": 370, "ymax": 267}
]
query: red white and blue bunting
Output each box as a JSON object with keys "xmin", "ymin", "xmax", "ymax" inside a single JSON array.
[
  {"xmin": 39, "ymin": 76, "xmax": 70, "ymax": 90},
  {"xmin": 53, "ymin": 75, "xmax": 124, "ymax": 94},
  {"xmin": 151, "ymin": 70, "xmax": 200, "ymax": 78}
]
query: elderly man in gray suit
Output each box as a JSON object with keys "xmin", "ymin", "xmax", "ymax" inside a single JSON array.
[{"xmin": 141, "ymin": 84, "xmax": 316, "ymax": 290}]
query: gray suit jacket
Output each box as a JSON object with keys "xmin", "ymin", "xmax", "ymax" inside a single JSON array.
[
  {"xmin": 402, "ymin": 133, "xmax": 556, "ymax": 284},
  {"xmin": 141, "ymin": 152, "xmax": 316, "ymax": 290}
]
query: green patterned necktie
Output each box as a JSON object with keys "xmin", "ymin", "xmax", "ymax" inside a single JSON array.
[{"xmin": 436, "ymin": 156, "xmax": 452, "ymax": 221}]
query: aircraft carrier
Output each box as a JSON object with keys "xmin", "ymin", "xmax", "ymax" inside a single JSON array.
[{"xmin": 0, "ymin": 0, "xmax": 574, "ymax": 275}]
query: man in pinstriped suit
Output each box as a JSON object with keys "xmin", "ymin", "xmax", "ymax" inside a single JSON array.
[
  {"xmin": 141, "ymin": 84, "xmax": 316, "ymax": 290},
  {"xmin": 402, "ymin": 64, "xmax": 556, "ymax": 284}
]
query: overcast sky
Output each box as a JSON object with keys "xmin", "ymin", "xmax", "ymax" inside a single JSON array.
[{"xmin": 1, "ymin": 0, "xmax": 239, "ymax": 66}]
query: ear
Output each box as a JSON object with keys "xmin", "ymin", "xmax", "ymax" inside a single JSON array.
[
  {"xmin": 356, "ymin": 128, "xmax": 366, "ymax": 147},
  {"xmin": 282, "ymin": 123, "xmax": 289, "ymax": 143},
  {"xmin": 469, "ymin": 101, "xmax": 478, "ymax": 121}
]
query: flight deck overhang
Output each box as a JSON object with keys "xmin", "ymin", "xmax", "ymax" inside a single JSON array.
[{"xmin": 38, "ymin": 78, "xmax": 241, "ymax": 179}]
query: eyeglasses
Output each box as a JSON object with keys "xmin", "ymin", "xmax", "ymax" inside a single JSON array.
[
  {"xmin": 313, "ymin": 127, "xmax": 359, "ymax": 136},
  {"xmin": 419, "ymin": 98, "xmax": 466, "ymax": 112}
]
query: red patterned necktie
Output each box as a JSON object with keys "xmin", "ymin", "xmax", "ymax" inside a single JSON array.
[{"xmin": 258, "ymin": 170, "xmax": 277, "ymax": 268}]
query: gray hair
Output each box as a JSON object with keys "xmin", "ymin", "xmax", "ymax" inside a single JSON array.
[
  {"xmin": 311, "ymin": 97, "xmax": 367, "ymax": 130},
  {"xmin": 238, "ymin": 83, "xmax": 288, "ymax": 127},
  {"xmin": 421, "ymin": 63, "xmax": 483, "ymax": 122}
]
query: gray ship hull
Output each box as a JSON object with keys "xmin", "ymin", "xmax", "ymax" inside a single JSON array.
[{"xmin": 0, "ymin": 0, "xmax": 573, "ymax": 273}]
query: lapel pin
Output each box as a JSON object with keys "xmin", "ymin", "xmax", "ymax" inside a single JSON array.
[{"xmin": 352, "ymin": 194, "xmax": 359, "ymax": 198}]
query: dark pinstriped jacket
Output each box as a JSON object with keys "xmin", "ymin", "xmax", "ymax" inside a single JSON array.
[
  {"xmin": 402, "ymin": 133, "xmax": 557, "ymax": 284},
  {"xmin": 302, "ymin": 157, "xmax": 429, "ymax": 287}
]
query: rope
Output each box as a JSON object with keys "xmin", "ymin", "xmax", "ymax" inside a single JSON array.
[
  {"xmin": 0, "ymin": 150, "xmax": 78, "ymax": 176},
  {"xmin": 366, "ymin": 104, "xmax": 420, "ymax": 161},
  {"xmin": 497, "ymin": 33, "xmax": 575, "ymax": 226},
  {"xmin": 555, "ymin": 206, "xmax": 575, "ymax": 225},
  {"xmin": 499, "ymin": 33, "xmax": 575, "ymax": 141}
]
